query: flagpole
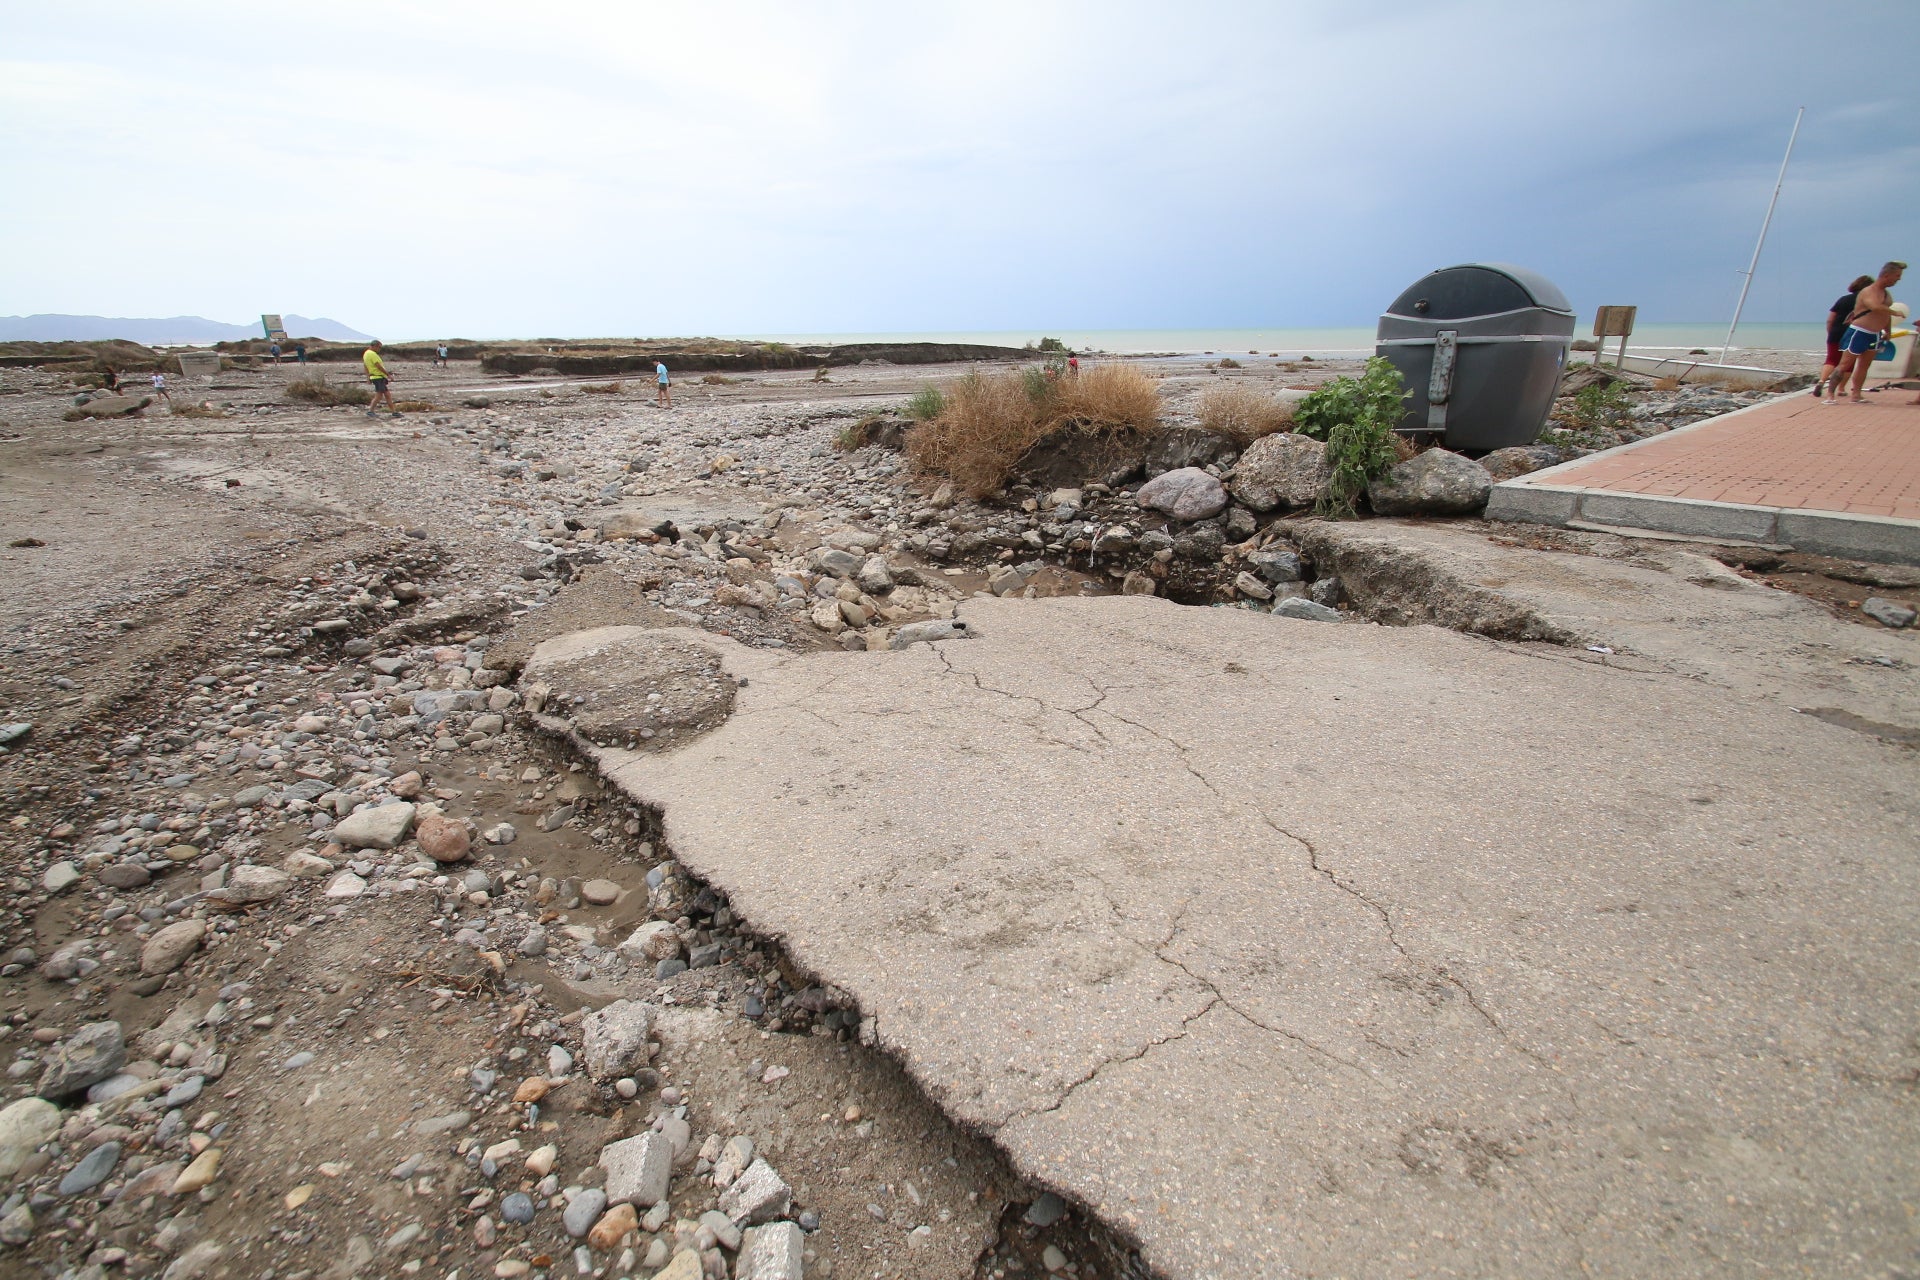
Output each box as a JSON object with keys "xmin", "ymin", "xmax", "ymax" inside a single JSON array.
[{"xmin": 1721, "ymin": 107, "xmax": 1803, "ymax": 364}]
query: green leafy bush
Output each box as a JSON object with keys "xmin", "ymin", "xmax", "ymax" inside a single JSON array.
[
  {"xmin": 1568, "ymin": 382, "xmax": 1632, "ymax": 434},
  {"xmin": 1293, "ymin": 357, "xmax": 1409, "ymax": 518},
  {"xmin": 904, "ymin": 386, "xmax": 947, "ymax": 421}
]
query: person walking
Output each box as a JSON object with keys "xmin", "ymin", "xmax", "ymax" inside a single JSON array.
[
  {"xmin": 1825, "ymin": 261, "xmax": 1905, "ymax": 404},
  {"xmin": 655, "ymin": 359, "xmax": 671, "ymax": 408},
  {"xmin": 294, "ymin": 343, "xmax": 307, "ymax": 364},
  {"xmin": 1815, "ymin": 274, "xmax": 1875, "ymax": 397},
  {"xmin": 435, "ymin": 342, "xmax": 449, "ymax": 368},
  {"xmin": 269, "ymin": 341, "xmax": 282, "ymax": 365},
  {"xmin": 363, "ymin": 340, "xmax": 400, "ymax": 417},
  {"xmin": 149, "ymin": 370, "xmax": 171, "ymax": 405}
]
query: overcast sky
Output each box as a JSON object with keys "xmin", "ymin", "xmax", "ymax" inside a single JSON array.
[{"xmin": 3, "ymin": 2, "xmax": 1913, "ymax": 340}]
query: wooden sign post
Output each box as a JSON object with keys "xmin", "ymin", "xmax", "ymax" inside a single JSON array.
[{"xmin": 1593, "ymin": 306, "xmax": 1636, "ymax": 368}]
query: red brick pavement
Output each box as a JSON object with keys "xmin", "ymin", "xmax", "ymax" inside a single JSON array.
[{"xmin": 1528, "ymin": 390, "xmax": 1920, "ymax": 519}]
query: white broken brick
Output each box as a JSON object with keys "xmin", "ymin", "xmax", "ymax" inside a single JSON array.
[
  {"xmin": 736, "ymin": 1220, "xmax": 803, "ymax": 1280},
  {"xmin": 600, "ymin": 1131, "xmax": 672, "ymax": 1207},
  {"xmin": 719, "ymin": 1157, "xmax": 791, "ymax": 1226}
]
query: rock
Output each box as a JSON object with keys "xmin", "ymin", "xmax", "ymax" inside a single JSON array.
[
  {"xmin": 856, "ymin": 555, "xmax": 895, "ymax": 594},
  {"xmin": 719, "ymin": 1157, "xmax": 791, "ymax": 1225},
  {"xmin": 1310, "ymin": 576, "xmax": 1344, "ymax": 606},
  {"xmin": 1145, "ymin": 426, "xmax": 1237, "ymax": 477},
  {"xmin": 99, "ymin": 861, "xmax": 151, "ymax": 889},
  {"xmin": 619, "ymin": 921, "xmax": 681, "ymax": 963},
  {"xmin": 0, "ymin": 1098, "xmax": 60, "ymax": 1176},
  {"xmin": 38, "ymin": 1022, "xmax": 125, "ymax": 1098},
  {"xmin": 1274, "ymin": 596, "xmax": 1342, "ymax": 622},
  {"xmin": 388, "ymin": 771, "xmax": 424, "ymax": 798},
  {"xmin": 164, "ymin": 843, "xmax": 201, "ymax": 862},
  {"xmin": 1863, "ymin": 597, "xmax": 1916, "ymax": 629},
  {"xmin": 564, "ymin": 1187, "xmax": 608, "ymax": 1238},
  {"xmin": 517, "ymin": 927, "xmax": 547, "ymax": 957},
  {"xmin": 142, "ymin": 921, "xmax": 207, "ymax": 979},
  {"xmin": 74, "ymin": 394, "xmax": 152, "ymax": 418},
  {"xmin": 500, "ymin": 1191, "xmax": 536, "ymax": 1224},
  {"xmin": 1136, "ymin": 467, "xmax": 1229, "ymax": 521},
  {"xmin": 162, "ymin": 1240, "xmax": 224, "ymax": 1280},
  {"xmin": 1025, "ymin": 1192, "xmax": 1068, "ymax": 1226},
  {"xmin": 890, "ymin": 618, "xmax": 970, "ymax": 649},
  {"xmin": 1121, "ymin": 571, "xmax": 1157, "ymax": 596},
  {"xmin": 59, "ymin": 1139, "xmax": 121, "ymax": 1195},
  {"xmin": 0, "ymin": 1203, "xmax": 31, "ymax": 1246},
  {"xmin": 1366, "ymin": 448, "xmax": 1491, "ymax": 516},
  {"xmin": 525, "ymin": 1142, "xmax": 558, "ymax": 1176},
  {"xmin": 1230, "ymin": 433, "xmax": 1331, "ymax": 512},
  {"xmin": 0, "ymin": 722, "xmax": 30, "ymax": 747},
  {"xmin": 1478, "ymin": 444, "xmax": 1562, "ymax": 482},
  {"xmin": 588, "ymin": 1201, "xmax": 639, "ymax": 1250},
  {"xmin": 415, "ymin": 814, "xmax": 471, "ymax": 863},
  {"xmin": 810, "ymin": 548, "xmax": 863, "ymax": 578},
  {"xmin": 42, "ymin": 861, "xmax": 80, "ymax": 893},
  {"xmin": 738, "ymin": 1221, "xmax": 805, "ymax": 1280},
  {"xmin": 483, "ymin": 821, "xmax": 517, "ymax": 845},
  {"xmin": 1233, "ymin": 572, "xmax": 1273, "ymax": 601},
  {"xmin": 283, "ymin": 850, "xmax": 333, "ymax": 878},
  {"xmin": 699, "ymin": 1209, "xmax": 743, "ymax": 1251},
  {"xmin": 547, "ymin": 1045, "xmax": 573, "ymax": 1076},
  {"xmin": 581, "ymin": 1000, "xmax": 654, "ymax": 1082},
  {"xmin": 171, "ymin": 1146, "xmax": 221, "ymax": 1194},
  {"xmin": 324, "ymin": 870, "xmax": 367, "ymax": 898},
  {"xmin": 987, "ymin": 566, "xmax": 1027, "ymax": 597},
  {"xmin": 652, "ymin": 1252, "xmax": 704, "ymax": 1280},
  {"xmin": 601, "ymin": 1131, "xmax": 672, "ymax": 1207},
  {"xmin": 332, "ymin": 802, "xmax": 416, "ymax": 850},
  {"xmin": 1246, "ymin": 546, "xmax": 1303, "ymax": 583},
  {"xmin": 581, "ymin": 878, "xmax": 621, "ymax": 905},
  {"xmin": 218, "ymin": 864, "xmax": 292, "ymax": 905}
]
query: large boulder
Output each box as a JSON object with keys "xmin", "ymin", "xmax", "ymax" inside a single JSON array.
[
  {"xmin": 1229, "ymin": 434, "xmax": 1332, "ymax": 512},
  {"xmin": 1136, "ymin": 467, "xmax": 1229, "ymax": 522},
  {"xmin": 73, "ymin": 395, "xmax": 152, "ymax": 418},
  {"xmin": 0, "ymin": 1099, "xmax": 60, "ymax": 1177},
  {"xmin": 1366, "ymin": 449, "xmax": 1492, "ymax": 516}
]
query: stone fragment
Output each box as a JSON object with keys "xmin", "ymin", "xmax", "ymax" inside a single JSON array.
[
  {"xmin": 38, "ymin": 1021, "xmax": 127, "ymax": 1098},
  {"xmin": 42, "ymin": 861, "xmax": 80, "ymax": 893},
  {"xmin": 283, "ymin": 850, "xmax": 333, "ymax": 878},
  {"xmin": 619, "ymin": 921, "xmax": 681, "ymax": 963},
  {"xmin": 1233, "ymin": 572, "xmax": 1272, "ymax": 600},
  {"xmin": 58, "ymin": 1140, "xmax": 121, "ymax": 1195},
  {"xmin": 0, "ymin": 1098, "xmax": 60, "ymax": 1177},
  {"xmin": 737, "ymin": 1220, "xmax": 805, "ymax": 1280},
  {"xmin": 564, "ymin": 1187, "xmax": 608, "ymax": 1238},
  {"xmin": 324, "ymin": 870, "xmax": 367, "ymax": 898},
  {"xmin": 332, "ymin": 802, "xmax": 416, "ymax": 850},
  {"xmin": 588, "ymin": 1201, "xmax": 638, "ymax": 1250},
  {"xmin": 600, "ymin": 1131, "xmax": 672, "ymax": 1207},
  {"xmin": 699, "ymin": 1209, "xmax": 743, "ymax": 1251},
  {"xmin": 171, "ymin": 1147, "xmax": 221, "ymax": 1194},
  {"xmin": 890, "ymin": 619, "xmax": 969, "ymax": 649},
  {"xmin": 1230, "ymin": 433, "xmax": 1331, "ymax": 511},
  {"xmin": 1366, "ymin": 448, "xmax": 1492, "ymax": 516},
  {"xmin": 987, "ymin": 566, "xmax": 1027, "ymax": 597},
  {"xmin": 652, "ymin": 1252, "xmax": 703, "ymax": 1280},
  {"xmin": 581, "ymin": 1000, "xmax": 654, "ymax": 1082},
  {"xmin": 1274, "ymin": 596, "xmax": 1341, "ymax": 622},
  {"xmin": 99, "ymin": 861, "xmax": 151, "ymax": 889},
  {"xmin": 218, "ymin": 864, "xmax": 292, "ymax": 904},
  {"xmin": 1246, "ymin": 546, "xmax": 1303, "ymax": 583},
  {"xmin": 1863, "ymin": 597, "xmax": 1916, "ymax": 629},
  {"xmin": 0, "ymin": 1203, "xmax": 31, "ymax": 1246},
  {"xmin": 719, "ymin": 1157, "xmax": 790, "ymax": 1225},
  {"xmin": 581, "ymin": 878, "xmax": 621, "ymax": 905},
  {"xmin": 1136, "ymin": 466, "xmax": 1229, "ymax": 521},
  {"xmin": 856, "ymin": 555, "xmax": 895, "ymax": 594},
  {"xmin": 1121, "ymin": 572, "xmax": 1156, "ymax": 596}
]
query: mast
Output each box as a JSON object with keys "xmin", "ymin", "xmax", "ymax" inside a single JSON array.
[{"xmin": 1720, "ymin": 107, "xmax": 1804, "ymax": 364}]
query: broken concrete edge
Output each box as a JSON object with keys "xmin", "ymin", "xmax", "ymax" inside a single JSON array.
[
  {"xmin": 514, "ymin": 622, "xmax": 1159, "ymax": 1274},
  {"xmin": 1279, "ymin": 518, "xmax": 1585, "ymax": 646},
  {"xmin": 1486, "ymin": 484, "xmax": 1920, "ymax": 567}
]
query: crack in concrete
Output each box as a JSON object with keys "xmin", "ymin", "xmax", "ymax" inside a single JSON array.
[{"xmin": 998, "ymin": 992, "xmax": 1224, "ymax": 1131}]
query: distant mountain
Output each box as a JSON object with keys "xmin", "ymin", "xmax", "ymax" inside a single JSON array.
[{"xmin": 0, "ymin": 314, "xmax": 372, "ymax": 345}]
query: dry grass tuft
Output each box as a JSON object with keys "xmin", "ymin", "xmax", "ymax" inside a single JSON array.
[
  {"xmin": 1199, "ymin": 384, "xmax": 1295, "ymax": 445},
  {"xmin": 581, "ymin": 381, "xmax": 624, "ymax": 395},
  {"xmin": 285, "ymin": 376, "xmax": 371, "ymax": 407},
  {"xmin": 392, "ymin": 399, "xmax": 438, "ymax": 413},
  {"xmin": 906, "ymin": 364, "xmax": 1162, "ymax": 498},
  {"xmin": 700, "ymin": 373, "xmax": 742, "ymax": 386},
  {"xmin": 1216, "ymin": 356, "xmax": 1242, "ymax": 369},
  {"xmin": 170, "ymin": 402, "xmax": 227, "ymax": 419},
  {"xmin": 1653, "ymin": 375, "xmax": 1681, "ymax": 391}
]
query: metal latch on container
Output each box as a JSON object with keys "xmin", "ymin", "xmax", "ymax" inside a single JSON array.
[{"xmin": 1426, "ymin": 329, "xmax": 1457, "ymax": 433}]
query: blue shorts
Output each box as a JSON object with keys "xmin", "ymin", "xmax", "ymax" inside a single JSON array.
[{"xmin": 1839, "ymin": 326, "xmax": 1883, "ymax": 356}]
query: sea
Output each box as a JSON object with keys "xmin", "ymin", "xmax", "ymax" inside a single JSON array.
[{"xmin": 730, "ymin": 323, "xmax": 1823, "ymax": 358}]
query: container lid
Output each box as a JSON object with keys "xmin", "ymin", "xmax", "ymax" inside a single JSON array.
[{"xmin": 1385, "ymin": 263, "xmax": 1573, "ymax": 321}]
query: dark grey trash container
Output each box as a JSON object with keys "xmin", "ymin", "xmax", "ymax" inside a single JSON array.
[{"xmin": 1374, "ymin": 262, "xmax": 1575, "ymax": 451}]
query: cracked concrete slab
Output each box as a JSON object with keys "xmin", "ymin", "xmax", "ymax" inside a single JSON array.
[{"xmin": 533, "ymin": 599, "xmax": 1919, "ymax": 1278}]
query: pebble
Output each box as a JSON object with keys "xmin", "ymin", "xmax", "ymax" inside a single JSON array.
[
  {"xmin": 57, "ymin": 1140, "xmax": 121, "ymax": 1195},
  {"xmin": 548, "ymin": 1046, "xmax": 573, "ymax": 1076},
  {"xmin": 564, "ymin": 1186, "xmax": 607, "ymax": 1237},
  {"xmin": 171, "ymin": 1146, "xmax": 221, "ymax": 1194},
  {"xmin": 581, "ymin": 878, "xmax": 621, "ymax": 905},
  {"xmin": 500, "ymin": 1191, "xmax": 536, "ymax": 1223}
]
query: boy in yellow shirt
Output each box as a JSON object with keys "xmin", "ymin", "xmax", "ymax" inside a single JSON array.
[{"xmin": 363, "ymin": 341, "xmax": 398, "ymax": 417}]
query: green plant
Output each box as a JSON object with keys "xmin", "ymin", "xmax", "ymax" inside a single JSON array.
[
  {"xmin": 904, "ymin": 385, "xmax": 947, "ymax": 421},
  {"xmin": 1293, "ymin": 357, "xmax": 1409, "ymax": 517},
  {"xmin": 1568, "ymin": 382, "xmax": 1632, "ymax": 434},
  {"xmin": 1034, "ymin": 336, "xmax": 1069, "ymax": 354}
]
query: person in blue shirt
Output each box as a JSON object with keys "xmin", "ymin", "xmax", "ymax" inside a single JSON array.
[{"xmin": 655, "ymin": 360, "xmax": 671, "ymax": 409}]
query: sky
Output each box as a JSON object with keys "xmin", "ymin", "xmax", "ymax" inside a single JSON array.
[{"xmin": 2, "ymin": 1, "xmax": 1913, "ymax": 341}]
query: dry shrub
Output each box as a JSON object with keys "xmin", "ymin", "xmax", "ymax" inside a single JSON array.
[
  {"xmin": 1199, "ymin": 384, "xmax": 1294, "ymax": 445},
  {"xmin": 285, "ymin": 376, "xmax": 370, "ymax": 406},
  {"xmin": 392, "ymin": 399, "xmax": 438, "ymax": 413},
  {"xmin": 170, "ymin": 402, "xmax": 226, "ymax": 419},
  {"xmin": 907, "ymin": 364, "xmax": 1161, "ymax": 498},
  {"xmin": 1653, "ymin": 375, "xmax": 1680, "ymax": 391},
  {"xmin": 581, "ymin": 381, "xmax": 623, "ymax": 394},
  {"xmin": 1391, "ymin": 432, "xmax": 1419, "ymax": 461},
  {"xmin": 700, "ymin": 373, "xmax": 741, "ymax": 386}
]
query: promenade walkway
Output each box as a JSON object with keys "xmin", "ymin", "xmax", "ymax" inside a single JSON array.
[{"xmin": 1487, "ymin": 387, "xmax": 1920, "ymax": 563}]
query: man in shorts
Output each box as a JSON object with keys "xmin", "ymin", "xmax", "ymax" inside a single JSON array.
[
  {"xmin": 149, "ymin": 370, "xmax": 171, "ymax": 404},
  {"xmin": 363, "ymin": 341, "xmax": 399, "ymax": 417},
  {"xmin": 655, "ymin": 360, "xmax": 671, "ymax": 408},
  {"xmin": 435, "ymin": 342, "xmax": 449, "ymax": 367},
  {"xmin": 1815, "ymin": 274, "xmax": 1874, "ymax": 397},
  {"xmin": 1826, "ymin": 261, "xmax": 1905, "ymax": 404}
]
